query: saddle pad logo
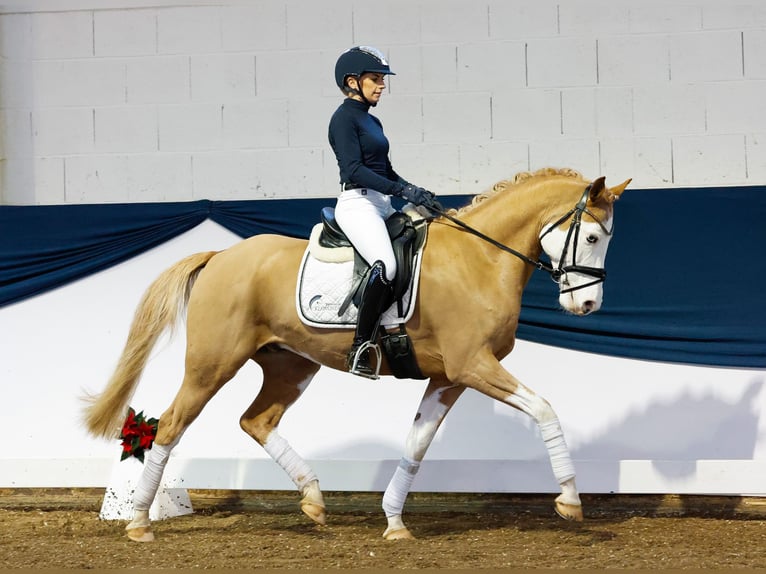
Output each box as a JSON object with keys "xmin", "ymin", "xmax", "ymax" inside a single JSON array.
[{"xmin": 308, "ymin": 294, "xmax": 342, "ymax": 315}]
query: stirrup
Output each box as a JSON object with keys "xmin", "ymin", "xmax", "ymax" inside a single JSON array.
[{"xmin": 349, "ymin": 341, "xmax": 382, "ymax": 380}]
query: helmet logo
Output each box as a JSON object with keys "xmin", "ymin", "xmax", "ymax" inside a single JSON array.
[{"xmin": 357, "ymin": 45, "xmax": 388, "ymax": 65}]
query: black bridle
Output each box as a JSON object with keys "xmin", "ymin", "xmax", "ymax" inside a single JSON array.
[{"xmin": 429, "ymin": 184, "xmax": 613, "ymax": 294}]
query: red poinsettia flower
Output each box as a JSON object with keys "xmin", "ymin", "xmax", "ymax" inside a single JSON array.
[
  {"xmin": 137, "ymin": 421, "xmax": 157, "ymax": 450},
  {"xmin": 118, "ymin": 407, "xmax": 160, "ymax": 463}
]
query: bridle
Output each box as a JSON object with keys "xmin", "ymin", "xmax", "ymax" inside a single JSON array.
[{"xmin": 430, "ymin": 183, "xmax": 613, "ymax": 295}]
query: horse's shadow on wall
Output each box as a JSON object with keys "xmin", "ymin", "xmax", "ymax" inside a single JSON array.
[{"xmin": 311, "ymin": 376, "xmax": 763, "ymax": 517}]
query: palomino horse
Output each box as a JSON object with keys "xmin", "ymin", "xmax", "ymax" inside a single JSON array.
[{"xmin": 84, "ymin": 167, "xmax": 630, "ymax": 542}]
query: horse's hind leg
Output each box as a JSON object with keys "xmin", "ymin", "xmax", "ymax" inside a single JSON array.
[
  {"xmin": 239, "ymin": 347, "xmax": 325, "ymax": 525},
  {"xmin": 382, "ymin": 378, "xmax": 465, "ymax": 540},
  {"xmin": 125, "ymin": 342, "xmax": 254, "ymax": 541}
]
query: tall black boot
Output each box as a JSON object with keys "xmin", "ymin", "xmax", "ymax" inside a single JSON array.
[{"xmin": 347, "ymin": 260, "xmax": 395, "ymax": 378}]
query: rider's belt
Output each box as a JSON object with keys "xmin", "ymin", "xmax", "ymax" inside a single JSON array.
[{"xmin": 342, "ymin": 182, "xmax": 365, "ymax": 191}]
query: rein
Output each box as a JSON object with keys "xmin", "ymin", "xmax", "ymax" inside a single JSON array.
[{"xmin": 429, "ymin": 184, "xmax": 612, "ymax": 294}]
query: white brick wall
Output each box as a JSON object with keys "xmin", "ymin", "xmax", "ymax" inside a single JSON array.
[{"xmin": 1, "ymin": 0, "xmax": 766, "ymax": 204}]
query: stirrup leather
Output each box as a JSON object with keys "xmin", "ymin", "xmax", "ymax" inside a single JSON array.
[{"xmin": 348, "ymin": 341, "xmax": 382, "ymax": 380}]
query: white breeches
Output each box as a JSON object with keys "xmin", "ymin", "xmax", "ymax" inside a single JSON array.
[{"xmin": 335, "ymin": 188, "xmax": 397, "ymax": 282}]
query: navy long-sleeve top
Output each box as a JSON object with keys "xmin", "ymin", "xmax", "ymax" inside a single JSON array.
[{"xmin": 328, "ymin": 98, "xmax": 408, "ymax": 196}]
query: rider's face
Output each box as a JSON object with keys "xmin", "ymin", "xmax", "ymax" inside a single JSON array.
[{"xmin": 349, "ymin": 73, "xmax": 386, "ymax": 105}]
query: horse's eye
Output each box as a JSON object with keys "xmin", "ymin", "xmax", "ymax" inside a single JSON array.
[{"xmin": 586, "ymin": 234, "xmax": 598, "ymax": 244}]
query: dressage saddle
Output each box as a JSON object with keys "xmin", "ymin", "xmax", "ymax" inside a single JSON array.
[
  {"xmin": 318, "ymin": 206, "xmax": 427, "ymax": 314},
  {"xmin": 317, "ymin": 206, "xmax": 428, "ymax": 380}
]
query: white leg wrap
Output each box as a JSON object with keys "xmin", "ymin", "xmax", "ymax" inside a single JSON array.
[
  {"xmin": 539, "ymin": 418, "xmax": 576, "ymax": 484},
  {"xmin": 263, "ymin": 432, "xmax": 317, "ymax": 491},
  {"xmin": 133, "ymin": 438, "xmax": 179, "ymax": 512},
  {"xmin": 382, "ymin": 457, "xmax": 420, "ymax": 518}
]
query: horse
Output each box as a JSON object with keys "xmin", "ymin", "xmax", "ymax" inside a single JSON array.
[{"xmin": 83, "ymin": 167, "xmax": 631, "ymax": 542}]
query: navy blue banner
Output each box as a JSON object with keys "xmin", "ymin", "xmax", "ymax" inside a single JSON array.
[{"xmin": 1, "ymin": 188, "xmax": 763, "ymax": 368}]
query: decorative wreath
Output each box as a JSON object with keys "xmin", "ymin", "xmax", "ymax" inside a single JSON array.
[{"xmin": 119, "ymin": 407, "xmax": 159, "ymax": 463}]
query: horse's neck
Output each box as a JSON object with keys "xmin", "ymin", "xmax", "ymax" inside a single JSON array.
[{"xmin": 461, "ymin": 179, "xmax": 562, "ymax": 261}]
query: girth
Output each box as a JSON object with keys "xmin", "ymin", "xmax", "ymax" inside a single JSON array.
[{"xmin": 318, "ymin": 206, "xmax": 427, "ymax": 311}]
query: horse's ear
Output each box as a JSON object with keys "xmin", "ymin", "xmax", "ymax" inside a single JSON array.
[
  {"xmin": 608, "ymin": 178, "xmax": 632, "ymax": 199},
  {"xmin": 588, "ymin": 176, "xmax": 607, "ymax": 201}
]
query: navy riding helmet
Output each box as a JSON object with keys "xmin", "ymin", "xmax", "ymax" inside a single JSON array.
[{"xmin": 334, "ymin": 46, "xmax": 395, "ymax": 97}]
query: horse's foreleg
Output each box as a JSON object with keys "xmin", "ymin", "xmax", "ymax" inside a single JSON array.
[
  {"xmin": 382, "ymin": 379, "xmax": 465, "ymax": 540},
  {"xmin": 241, "ymin": 349, "xmax": 325, "ymax": 525},
  {"xmin": 506, "ymin": 383, "xmax": 582, "ymax": 521},
  {"xmin": 458, "ymin": 353, "xmax": 583, "ymax": 522}
]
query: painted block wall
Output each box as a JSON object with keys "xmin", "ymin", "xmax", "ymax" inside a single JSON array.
[{"xmin": 2, "ymin": 0, "xmax": 766, "ymax": 205}]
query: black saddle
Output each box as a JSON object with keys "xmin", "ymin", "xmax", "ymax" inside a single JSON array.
[
  {"xmin": 318, "ymin": 206, "xmax": 427, "ymax": 312},
  {"xmin": 317, "ymin": 207, "xmax": 429, "ymax": 380}
]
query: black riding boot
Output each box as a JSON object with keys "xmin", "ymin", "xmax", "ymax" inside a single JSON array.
[{"xmin": 347, "ymin": 260, "xmax": 394, "ymax": 378}]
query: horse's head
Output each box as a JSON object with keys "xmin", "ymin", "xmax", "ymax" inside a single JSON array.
[{"xmin": 539, "ymin": 176, "xmax": 631, "ymax": 316}]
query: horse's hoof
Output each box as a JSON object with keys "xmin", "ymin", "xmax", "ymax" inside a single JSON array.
[
  {"xmin": 554, "ymin": 500, "xmax": 584, "ymax": 522},
  {"xmin": 301, "ymin": 502, "xmax": 327, "ymax": 526},
  {"xmin": 126, "ymin": 525, "xmax": 155, "ymax": 542},
  {"xmin": 383, "ymin": 527, "xmax": 415, "ymax": 540}
]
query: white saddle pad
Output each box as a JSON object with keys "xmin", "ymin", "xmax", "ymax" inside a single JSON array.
[{"xmin": 295, "ymin": 225, "xmax": 425, "ymax": 329}]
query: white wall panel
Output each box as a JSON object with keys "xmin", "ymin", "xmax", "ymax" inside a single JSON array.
[
  {"xmin": 420, "ymin": 0, "xmax": 489, "ymax": 44},
  {"xmin": 353, "ymin": 0, "xmax": 421, "ymax": 45},
  {"xmin": 457, "ymin": 140, "xmax": 529, "ymax": 192},
  {"xmin": 558, "ymin": 3, "xmax": 630, "ymax": 36},
  {"xmin": 157, "ymin": 6, "xmax": 222, "ymax": 54},
  {"xmin": 669, "ymin": 31, "xmax": 743, "ymax": 82},
  {"xmin": 223, "ymin": 99, "xmax": 289, "ymax": 149},
  {"xmin": 746, "ymin": 134, "xmax": 766, "ymax": 181},
  {"xmin": 33, "ymin": 60, "xmax": 126, "ymax": 107},
  {"xmin": 4, "ymin": 1, "xmax": 766, "ymax": 203},
  {"xmin": 456, "ymin": 42, "xmax": 526, "ymax": 92},
  {"xmin": 599, "ymin": 136, "xmax": 673, "ymax": 189},
  {"xmin": 491, "ymin": 88, "xmax": 561, "ymax": 140},
  {"xmin": 672, "ymin": 134, "xmax": 747, "ymax": 186},
  {"xmin": 220, "ymin": 4, "xmax": 287, "ymax": 52},
  {"xmin": 126, "ymin": 56, "xmax": 189, "ymax": 104},
  {"xmin": 255, "ymin": 50, "xmax": 326, "ymax": 97},
  {"xmin": 422, "ymin": 92, "xmax": 490, "ymax": 144},
  {"xmin": 94, "ymin": 106, "xmax": 158, "ymax": 153},
  {"xmin": 419, "ymin": 44, "xmax": 459, "ymax": 93},
  {"xmin": 190, "ymin": 54, "xmax": 256, "ymax": 102},
  {"xmin": 706, "ymin": 82, "xmax": 766, "ymax": 133},
  {"xmin": 285, "ymin": 0, "xmax": 351, "ymax": 51},
  {"xmin": 528, "ymin": 138, "xmax": 600, "ymax": 178},
  {"xmin": 526, "ymin": 37, "xmax": 597, "ymax": 88},
  {"xmin": 32, "ymin": 107, "xmax": 94, "ymax": 156},
  {"xmin": 488, "ymin": 2, "xmax": 558, "ymax": 39},
  {"xmin": 158, "ymin": 103, "xmax": 223, "ymax": 152},
  {"xmin": 30, "ymin": 11, "xmax": 93, "ymax": 59},
  {"xmin": 287, "ymin": 97, "xmax": 338, "ymax": 148},
  {"xmin": 632, "ymin": 85, "xmax": 706, "ymax": 136},
  {"xmin": 743, "ymin": 30, "xmax": 766, "ymax": 78},
  {"xmin": 629, "ymin": 5, "xmax": 702, "ymax": 33},
  {"xmin": 94, "ymin": 9, "xmax": 157, "ymax": 57},
  {"xmin": 597, "ymin": 35, "xmax": 670, "ymax": 86}
]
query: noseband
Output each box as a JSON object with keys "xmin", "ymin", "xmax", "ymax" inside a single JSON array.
[{"xmin": 431, "ymin": 183, "xmax": 613, "ymax": 295}]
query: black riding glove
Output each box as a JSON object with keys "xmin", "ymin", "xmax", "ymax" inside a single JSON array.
[{"xmin": 400, "ymin": 184, "xmax": 437, "ymax": 208}]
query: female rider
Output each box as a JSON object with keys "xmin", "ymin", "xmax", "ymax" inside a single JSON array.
[{"xmin": 329, "ymin": 46, "xmax": 437, "ymax": 378}]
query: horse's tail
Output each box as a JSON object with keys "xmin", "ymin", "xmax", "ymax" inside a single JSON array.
[{"xmin": 82, "ymin": 250, "xmax": 218, "ymax": 439}]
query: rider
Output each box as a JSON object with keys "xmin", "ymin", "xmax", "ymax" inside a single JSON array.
[{"xmin": 329, "ymin": 45, "xmax": 438, "ymax": 378}]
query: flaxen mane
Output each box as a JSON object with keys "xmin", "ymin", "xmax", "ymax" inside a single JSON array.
[{"xmin": 446, "ymin": 167, "xmax": 585, "ymax": 217}]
